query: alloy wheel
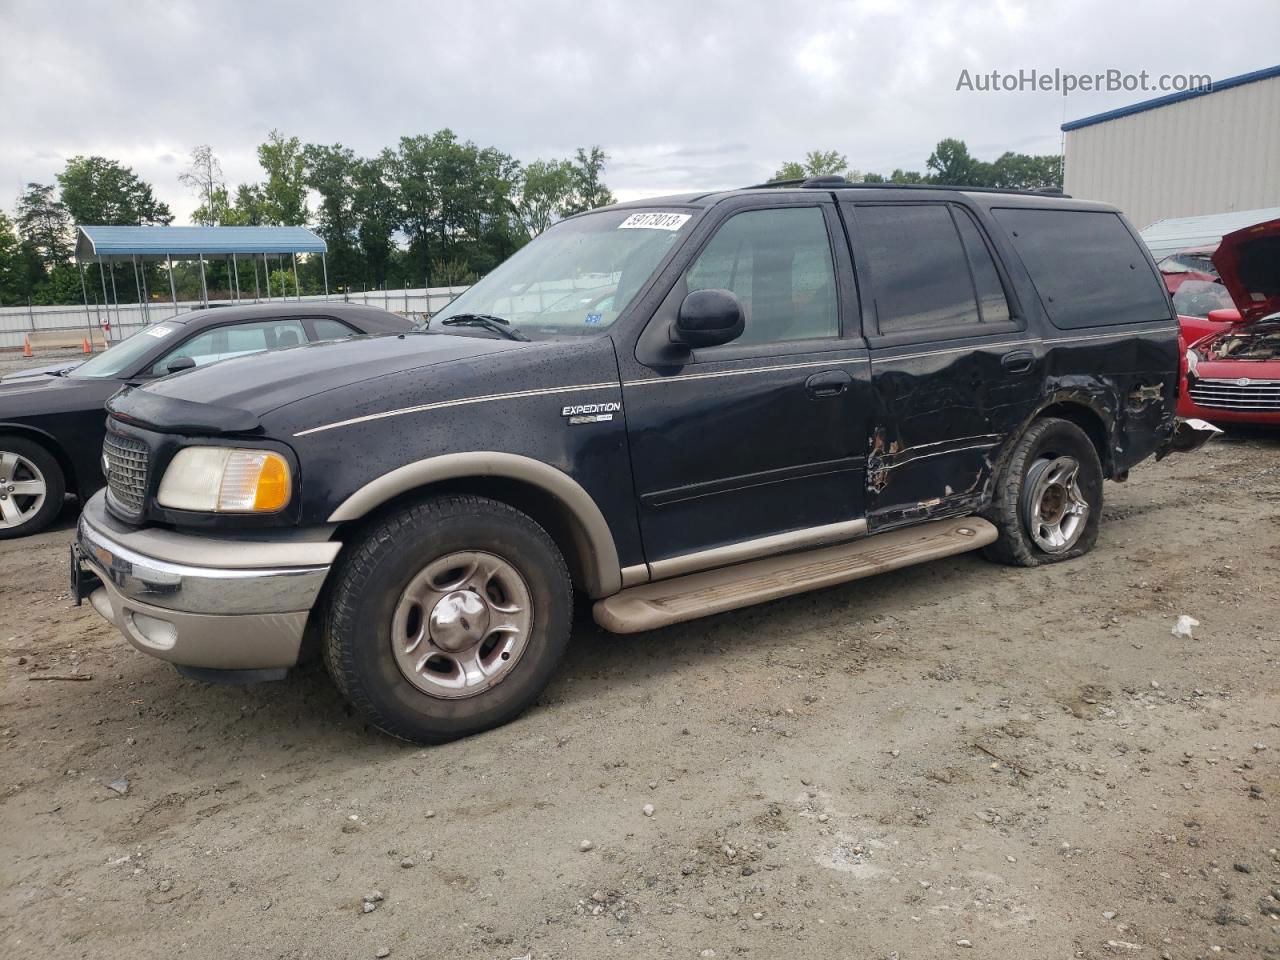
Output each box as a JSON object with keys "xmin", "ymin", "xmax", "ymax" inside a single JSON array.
[
  {"xmin": 0, "ymin": 451, "xmax": 48, "ymax": 530},
  {"xmin": 1022, "ymin": 455, "xmax": 1089, "ymax": 553},
  {"xmin": 390, "ymin": 550, "xmax": 534, "ymax": 699}
]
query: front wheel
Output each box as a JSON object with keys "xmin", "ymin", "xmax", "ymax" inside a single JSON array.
[
  {"xmin": 0, "ymin": 437, "xmax": 66, "ymax": 540},
  {"xmin": 323, "ymin": 495, "xmax": 573, "ymax": 743},
  {"xmin": 983, "ymin": 417, "xmax": 1103, "ymax": 566}
]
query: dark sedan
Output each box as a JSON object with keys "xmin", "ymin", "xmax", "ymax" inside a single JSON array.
[{"xmin": 0, "ymin": 302, "xmax": 412, "ymax": 538}]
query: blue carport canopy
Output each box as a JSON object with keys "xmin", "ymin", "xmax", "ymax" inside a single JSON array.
[{"xmin": 76, "ymin": 225, "xmax": 326, "ymax": 262}]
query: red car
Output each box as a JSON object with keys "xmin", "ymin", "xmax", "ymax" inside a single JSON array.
[{"xmin": 1178, "ymin": 218, "xmax": 1280, "ymax": 425}]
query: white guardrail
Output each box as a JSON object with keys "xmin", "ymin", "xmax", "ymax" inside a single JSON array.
[{"xmin": 0, "ymin": 287, "xmax": 471, "ymax": 351}]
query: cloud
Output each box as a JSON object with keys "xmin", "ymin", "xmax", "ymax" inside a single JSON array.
[{"xmin": 1, "ymin": 0, "xmax": 1276, "ymax": 223}]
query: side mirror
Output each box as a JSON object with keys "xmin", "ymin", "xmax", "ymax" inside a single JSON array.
[
  {"xmin": 672, "ymin": 288, "xmax": 745, "ymax": 348},
  {"xmin": 166, "ymin": 356, "xmax": 197, "ymax": 374},
  {"xmin": 1206, "ymin": 307, "xmax": 1243, "ymax": 325}
]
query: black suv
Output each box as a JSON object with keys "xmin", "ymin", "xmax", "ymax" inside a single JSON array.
[{"xmin": 74, "ymin": 178, "xmax": 1213, "ymax": 742}]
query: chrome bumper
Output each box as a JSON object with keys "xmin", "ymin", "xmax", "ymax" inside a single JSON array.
[{"xmin": 75, "ymin": 490, "xmax": 340, "ymax": 670}]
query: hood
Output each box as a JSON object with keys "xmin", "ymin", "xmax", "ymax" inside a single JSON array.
[
  {"xmin": 108, "ymin": 332, "xmax": 528, "ymax": 432},
  {"xmin": 1212, "ymin": 217, "xmax": 1280, "ymax": 323},
  {"xmin": 0, "ymin": 371, "xmax": 89, "ymax": 399},
  {"xmin": 1, "ymin": 360, "xmax": 83, "ymax": 381}
]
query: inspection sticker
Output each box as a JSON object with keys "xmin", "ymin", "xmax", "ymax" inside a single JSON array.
[
  {"xmin": 617, "ymin": 212, "xmax": 691, "ymax": 231},
  {"xmin": 144, "ymin": 324, "xmax": 178, "ymax": 338}
]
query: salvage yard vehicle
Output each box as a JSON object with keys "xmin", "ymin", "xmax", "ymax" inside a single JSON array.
[
  {"xmin": 74, "ymin": 178, "xmax": 1215, "ymax": 743},
  {"xmin": 0, "ymin": 302, "xmax": 411, "ymax": 538},
  {"xmin": 1179, "ymin": 218, "xmax": 1280, "ymax": 426}
]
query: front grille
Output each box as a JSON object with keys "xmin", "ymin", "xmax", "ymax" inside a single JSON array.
[
  {"xmin": 103, "ymin": 432, "xmax": 150, "ymax": 517},
  {"xmin": 1188, "ymin": 377, "xmax": 1280, "ymax": 412}
]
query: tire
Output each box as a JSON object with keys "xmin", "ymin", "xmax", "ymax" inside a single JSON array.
[
  {"xmin": 0, "ymin": 436, "xmax": 66, "ymax": 540},
  {"xmin": 323, "ymin": 494, "xmax": 573, "ymax": 743},
  {"xmin": 982, "ymin": 417, "xmax": 1103, "ymax": 567}
]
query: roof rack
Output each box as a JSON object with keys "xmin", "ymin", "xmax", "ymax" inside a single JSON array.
[{"xmin": 742, "ymin": 175, "xmax": 1069, "ymax": 198}]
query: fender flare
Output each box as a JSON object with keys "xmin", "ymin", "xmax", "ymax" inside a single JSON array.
[
  {"xmin": 0, "ymin": 420, "xmax": 80, "ymax": 493},
  {"xmin": 327, "ymin": 452, "xmax": 622, "ymax": 597}
]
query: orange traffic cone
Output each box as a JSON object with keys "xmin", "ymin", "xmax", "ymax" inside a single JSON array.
[
  {"xmin": 22, "ymin": 335, "xmax": 33, "ymax": 358},
  {"xmin": 82, "ymin": 336, "xmax": 92, "ymax": 354}
]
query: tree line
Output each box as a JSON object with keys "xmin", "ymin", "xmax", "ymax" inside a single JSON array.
[
  {"xmin": 0, "ymin": 131, "xmax": 1065, "ymax": 309},
  {"xmin": 773, "ymin": 137, "xmax": 1063, "ymax": 190},
  {"xmin": 0, "ymin": 130, "xmax": 614, "ymax": 307}
]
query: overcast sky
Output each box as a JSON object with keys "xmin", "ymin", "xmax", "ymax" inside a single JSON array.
[{"xmin": 3, "ymin": 0, "xmax": 1278, "ymax": 223}]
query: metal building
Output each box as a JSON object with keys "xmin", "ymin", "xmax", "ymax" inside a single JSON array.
[{"xmin": 1062, "ymin": 64, "xmax": 1280, "ymax": 230}]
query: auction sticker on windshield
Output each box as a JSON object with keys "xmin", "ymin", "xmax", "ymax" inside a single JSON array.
[
  {"xmin": 618, "ymin": 212, "xmax": 691, "ymax": 231},
  {"xmin": 144, "ymin": 324, "xmax": 178, "ymax": 338}
]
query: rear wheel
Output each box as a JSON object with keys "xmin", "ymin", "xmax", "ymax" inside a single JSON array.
[
  {"xmin": 0, "ymin": 437, "xmax": 65, "ymax": 540},
  {"xmin": 323, "ymin": 495, "xmax": 572, "ymax": 743},
  {"xmin": 983, "ymin": 418, "xmax": 1103, "ymax": 566}
]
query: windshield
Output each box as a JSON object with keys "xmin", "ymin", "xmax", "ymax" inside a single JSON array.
[
  {"xmin": 1159, "ymin": 253, "xmax": 1217, "ymax": 276},
  {"xmin": 433, "ymin": 208, "xmax": 693, "ymax": 338},
  {"xmin": 1172, "ymin": 279, "xmax": 1235, "ymax": 318},
  {"xmin": 72, "ymin": 323, "xmax": 183, "ymax": 378}
]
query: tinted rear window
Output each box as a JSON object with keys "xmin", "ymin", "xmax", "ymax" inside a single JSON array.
[
  {"xmin": 855, "ymin": 204, "xmax": 981, "ymax": 335},
  {"xmin": 992, "ymin": 208, "xmax": 1170, "ymax": 329}
]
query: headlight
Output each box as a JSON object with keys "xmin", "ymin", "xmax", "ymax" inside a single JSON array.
[
  {"xmin": 1186, "ymin": 348, "xmax": 1199, "ymax": 376},
  {"xmin": 157, "ymin": 447, "xmax": 292, "ymax": 513}
]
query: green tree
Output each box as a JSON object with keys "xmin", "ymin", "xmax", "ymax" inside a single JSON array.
[
  {"xmin": 225, "ymin": 183, "xmax": 268, "ymax": 225},
  {"xmin": 887, "ymin": 168, "xmax": 928, "ymax": 184},
  {"xmin": 925, "ymin": 138, "xmax": 989, "ymax": 186},
  {"xmin": 353, "ymin": 154, "xmax": 399, "ymax": 288},
  {"xmin": 988, "ymin": 151, "xmax": 1062, "ymax": 190},
  {"xmin": 57, "ymin": 156, "xmax": 172, "ymax": 225},
  {"xmin": 771, "ymin": 149, "xmax": 852, "ymax": 182},
  {"xmin": 563, "ymin": 146, "xmax": 615, "ymax": 214},
  {"xmin": 256, "ymin": 130, "xmax": 309, "ymax": 225},
  {"xmin": 517, "ymin": 159, "xmax": 575, "ymax": 238},
  {"xmin": 0, "ymin": 211, "xmax": 24, "ymax": 305},
  {"xmin": 16, "ymin": 183, "xmax": 73, "ymax": 266},
  {"xmin": 303, "ymin": 142, "xmax": 361, "ymax": 284},
  {"xmin": 30, "ymin": 263, "xmax": 85, "ymax": 306},
  {"xmin": 391, "ymin": 129, "xmax": 523, "ymax": 279}
]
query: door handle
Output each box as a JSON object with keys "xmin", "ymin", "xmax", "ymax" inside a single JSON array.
[
  {"xmin": 1000, "ymin": 350, "xmax": 1035, "ymax": 374},
  {"xmin": 805, "ymin": 370, "xmax": 852, "ymax": 398}
]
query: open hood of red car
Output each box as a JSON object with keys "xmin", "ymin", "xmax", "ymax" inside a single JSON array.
[{"xmin": 1212, "ymin": 217, "xmax": 1280, "ymax": 323}]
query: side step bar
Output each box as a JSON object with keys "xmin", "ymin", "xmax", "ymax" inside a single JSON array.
[{"xmin": 593, "ymin": 516, "xmax": 997, "ymax": 634}]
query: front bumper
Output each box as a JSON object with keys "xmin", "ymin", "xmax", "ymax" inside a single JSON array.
[{"xmin": 74, "ymin": 490, "xmax": 340, "ymax": 670}]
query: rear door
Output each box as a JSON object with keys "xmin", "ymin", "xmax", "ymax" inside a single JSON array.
[
  {"xmin": 841, "ymin": 199, "xmax": 1040, "ymax": 530},
  {"xmin": 620, "ymin": 196, "xmax": 872, "ymax": 573}
]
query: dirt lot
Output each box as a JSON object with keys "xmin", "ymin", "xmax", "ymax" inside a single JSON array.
[{"xmin": 1, "ymin": 423, "xmax": 1278, "ymax": 959}]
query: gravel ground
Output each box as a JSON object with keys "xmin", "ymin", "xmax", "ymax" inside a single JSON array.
[{"xmin": 1, "ymin": 419, "xmax": 1277, "ymax": 959}]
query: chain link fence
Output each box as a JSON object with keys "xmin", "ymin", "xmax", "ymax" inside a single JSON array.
[{"xmin": 0, "ymin": 287, "xmax": 470, "ymax": 352}]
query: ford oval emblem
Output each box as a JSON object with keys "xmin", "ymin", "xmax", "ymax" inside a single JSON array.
[{"xmin": 1235, "ymin": 377, "xmax": 1252, "ymax": 386}]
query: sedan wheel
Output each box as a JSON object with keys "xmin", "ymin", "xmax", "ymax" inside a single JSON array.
[{"xmin": 0, "ymin": 450, "xmax": 49, "ymax": 531}]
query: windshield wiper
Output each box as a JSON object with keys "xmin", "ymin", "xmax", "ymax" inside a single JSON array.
[{"xmin": 439, "ymin": 313, "xmax": 530, "ymax": 342}]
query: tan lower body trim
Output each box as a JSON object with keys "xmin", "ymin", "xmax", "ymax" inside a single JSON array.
[
  {"xmin": 620, "ymin": 564, "xmax": 650, "ymax": 588},
  {"xmin": 594, "ymin": 517, "xmax": 996, "ymax": 634},
  {"xmin": 647, "ymin": 518, "xmax": 868, "ymax": 582}
]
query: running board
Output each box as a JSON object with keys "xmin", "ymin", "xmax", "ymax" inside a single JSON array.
[{"xmin": 593, "ymin": 516, "xmax": 997, "ymax": 633}]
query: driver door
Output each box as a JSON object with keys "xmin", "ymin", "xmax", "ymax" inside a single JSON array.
[{"xmin": 620, "ymin": 198, "xmax": 872, "ymax": 573}]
